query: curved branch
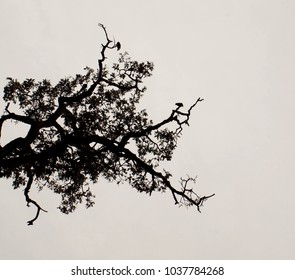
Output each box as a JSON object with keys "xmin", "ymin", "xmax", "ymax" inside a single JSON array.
[
  {"xmin": 119, "ymin": 98, "xmax": 204, "ymax": 148},
  {"xmin": 24, "ymin": 173, "xmax": 47, "ymax": 225},
  {"xmin": 0, "ymin": 112, "xmax": 36, "ymax": 140},
  {"xmin": 175, "ymin": 97, "xmax": 204, "ymax": 135},
  {"xmin": 114, "ymin": 143, "xmax": 215, "ymax": 210},
  {"xmin": 97, "ymin": 23, "xmax": 113, "ymax": 72}
]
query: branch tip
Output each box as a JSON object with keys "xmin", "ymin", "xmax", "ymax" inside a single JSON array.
[{"xmin": 24, "ymin": 174, "xmax": 47, "ymax": 226}]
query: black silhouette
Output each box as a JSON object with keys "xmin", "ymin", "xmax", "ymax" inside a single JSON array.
[
  {"xmin": 116, "ymin": 42, "xmax": 121, "ymax": 51},
  {"xmin": 0, "ymin": 24, "xmax": 214, "ymax": 225},
  {"xmin": 81, "ymin": 83, "xmax": 87, "ymax": 91}
]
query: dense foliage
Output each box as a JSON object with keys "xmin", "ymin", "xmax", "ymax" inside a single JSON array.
[{"xmin": 0, "ymin": 24, "xmax": 214, "ymax": 225}]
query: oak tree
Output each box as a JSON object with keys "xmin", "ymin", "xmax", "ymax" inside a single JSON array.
[{"xmin": 0, "ymin": 24, "xmax": 214, "ymax": 225}]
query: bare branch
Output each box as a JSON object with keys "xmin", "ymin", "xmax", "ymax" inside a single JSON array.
[
  {"xmin": 5, "ymin": 102, "xmax": 11, "ymax": 113},
  {"xmin": 119, "ymin": 98, "xmax": 203, "ymax": 148},
  {"xmin": 176, "ymin": 175, "xmax": 215, "ymax": 211},
  {"xmin": 175, "ymin": 97, "xmax": 204, "ymax": 135},
  {"xmin": 97, "ymin": 23, "xmax": 113, "ymax": 70},
  {"xmin": 24, "ymin": 173, "xmax": 47, "ymax": 225}
]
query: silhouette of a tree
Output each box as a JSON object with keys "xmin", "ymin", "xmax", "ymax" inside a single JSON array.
[{"xmin": 0, "ymin": 24, "xmax": 214, "ymax": 225}]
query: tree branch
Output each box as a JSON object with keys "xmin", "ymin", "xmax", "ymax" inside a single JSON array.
[
  {"xmin": 175, "ymin": 97, "xmax": 204, "ymax": 135},
  {"xmin": 0, "ymin": 112, "xmax": 36, "ymax": 139},
  {"xmin": 119, "ymin": 98, "xmax": 204, "ymax": 148},
  {"xmin": 97, "ymin": 23, "xmax": 113, "ymax": 73},
  {"xmin": 101, "ymin": 77, "xmax": 138, "ymax": 91},
  {"xmin": 24, "ymin": 172, "xmax": 47, "ymax": 225}
]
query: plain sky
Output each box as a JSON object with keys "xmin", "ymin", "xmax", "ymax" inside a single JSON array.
[{"xmin": 0, "ymin": 0, "xmax": 294, "ymax": 259}]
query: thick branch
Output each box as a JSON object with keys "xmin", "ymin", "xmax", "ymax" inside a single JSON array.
[
  {"xmin": 0, "ymin": 112, "xmax": 36, "ymax": 140},
  {"xmin": 0, "ymin": 24, "xmax": 114, "ymax": 158},
  {"xmin": 0, "ymin": 139, "xmax": 67, "ymax": 170},
  {"xmin": 0, "ymin": 121, "xmax": 41, "ymax": 159}
]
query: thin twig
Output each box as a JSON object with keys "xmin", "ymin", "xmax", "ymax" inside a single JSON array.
[{"xmin": 24, "ymin": 173, "xmax": 47, "ymax": 225}]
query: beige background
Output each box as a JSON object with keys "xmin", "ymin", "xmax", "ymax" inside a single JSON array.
[{"xmin": 0, "ymin": 0, "xmax": 294, "ymax": 259}]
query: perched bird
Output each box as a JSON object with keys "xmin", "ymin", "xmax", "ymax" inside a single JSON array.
[
  {"xmin": 116, "ymin": 42, "xmax": 121, "ymax": 51},
  {"xmin": 175, "ymin": 102, "xmax": 183, "ymax": 107}
]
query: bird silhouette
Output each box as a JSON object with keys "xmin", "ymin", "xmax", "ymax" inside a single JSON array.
[{"xmin": 116, "ymin": 42, "xmax": 121, "ymax": 51}]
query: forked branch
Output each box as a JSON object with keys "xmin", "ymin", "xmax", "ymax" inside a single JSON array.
[{"xmin": 24, "ymin": 173, "xmax": 47, "ymax": 226}]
